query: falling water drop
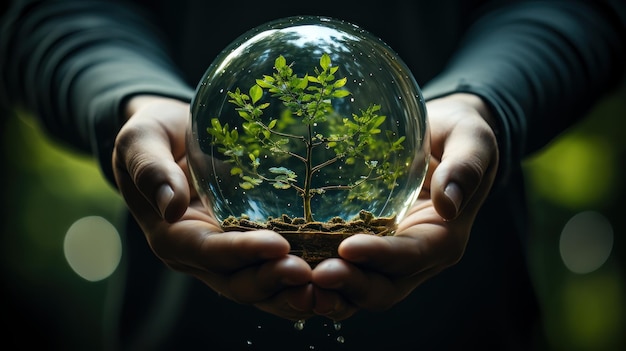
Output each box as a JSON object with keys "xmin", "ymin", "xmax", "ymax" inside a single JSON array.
[
  {"xmin": 333, "ymin": 321, "xmax": 342, "ymax": 331},
  {"xmin": 294, "ymin": 319, "xmax": 306, "ymax": 331},
  {"xmin": 336, "ymin": 336, "xmax": 345, "ymax": 344}
]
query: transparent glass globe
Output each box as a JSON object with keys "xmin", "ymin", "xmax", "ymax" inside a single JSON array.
[{"xmin": 187, "ymin": 16, "xmax": 429, "ymax": 232}]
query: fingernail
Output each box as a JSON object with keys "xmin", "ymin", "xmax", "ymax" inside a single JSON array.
[
  {"xmin": 156, "ymin": 184, "xmax": 174, "ymax": 218},
  {"xmin": 444, "ymin": 182, "xmax": 462, "ymax": 215}
]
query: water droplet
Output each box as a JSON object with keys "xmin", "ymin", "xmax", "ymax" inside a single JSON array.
[
  {"xmin": 333, "ymin": 321, "xmax": 342, "ymax": 331},
  {"xmin": 247, "ymin": 340, "xmax": 252, "ymax": 345},
  {"xmin": 294, "ymin": 319, "xmax": 306, "ymax": 330},
  {"xmin": 336, "ymin": 336, "xmax": 345, "ymax": 344}
]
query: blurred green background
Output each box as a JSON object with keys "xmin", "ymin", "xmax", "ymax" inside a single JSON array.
[{"xmin": 1, "ymin": 85, "xmax": 624, "ymax": 350}]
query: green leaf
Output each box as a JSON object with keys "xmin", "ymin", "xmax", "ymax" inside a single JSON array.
[
  {"xmin": 273, "ymin": 182, "xmax": 291, "ymax": 189},
  {"xmin": 242, "ymin": 175, "xmax": 262, "ymax": 185},
  {"xmin": 237, "ymin": 110, "xmax": 251, "ymax": 120},
  {"xmin": 268, "ymin": 119, "xmax": 277, "ymax": 129},
  {"xmin": 275, "ymin": 55, "xmax": 286, "ymax": 69},
  {"xmin": 320, "ymin": 53, "xmax": 331, "ymax": 70},
  {"xmin": 394, "ymin": 136, "xmax": 406, "ymax": 146},
  {"xmin": 210, "ymin": 118, "xmax": 222, "ymax": 131},
  {"xmin": 296, "ymin": 76, "xmax": 309, "ymax": 90},
  {"xmin": 240, "ymin": 182, "xmax": 254, "ymax": 190},
  {"xmin": 249, "ymin": 84, "xmax": 263, "ymax": 104},
  {"xmin": 332, "ymin": 90, "xmax": 350, "ymax": 98},
  {"xmin": 333, "ymin": 77, "xmax": 347, "ymax": 88},
  {"xmin": 369, "ymin": 115, "xmax": 386, "ymax": 129},
  {"xmin": 256, "ymin": 77, "xmax": 274, "ymax": 88},
  {"xmin": 269, "ymin": 167, "xmax": 296, "ymax": 178},
  {"xmin": 230, "ymin": 167, "xmax": 243, "ymax": 175}
]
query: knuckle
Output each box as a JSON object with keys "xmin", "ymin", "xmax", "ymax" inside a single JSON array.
[{"xmin": 442, "ymin": 240, "xmax": 467, "ymax": 268}]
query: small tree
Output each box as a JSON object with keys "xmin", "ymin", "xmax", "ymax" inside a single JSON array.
[{"xmin": 207, "ymin": 53, "xmax": 406, "ymax": 222}]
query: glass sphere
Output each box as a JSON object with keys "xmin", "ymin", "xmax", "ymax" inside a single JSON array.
[{"xmin": 187, "ymin": 16, "xmax": 429, "ymax": 231}]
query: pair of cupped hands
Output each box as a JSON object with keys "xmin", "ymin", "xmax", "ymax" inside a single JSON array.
[{"xmin": 112, "ymin": 92, "xmax": 498, "ymax": 322}]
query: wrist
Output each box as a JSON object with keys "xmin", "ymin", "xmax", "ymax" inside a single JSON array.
[
  {"xmin": 124, "ymin": 94, "xmax": 190, "ymax": 121},
  {"xmin": 445, "ymin": 93, "xmax": 496, "ymax": 130}
]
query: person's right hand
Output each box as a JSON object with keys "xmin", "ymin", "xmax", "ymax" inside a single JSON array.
[{"xmin": 112, "ymin": 95, "xmax": 315, "ymax": 321}]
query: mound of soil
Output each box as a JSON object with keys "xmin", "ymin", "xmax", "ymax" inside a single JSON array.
[{"xmin": 221, "ymin": 210, "xmax": 396, "ymax": 266}]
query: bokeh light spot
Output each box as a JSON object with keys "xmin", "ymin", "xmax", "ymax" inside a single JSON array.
[
  {"xmin": 63, "ymin": 216, "xmax": 122, "ymax": 282},
  {"xmin": 559, "ymin": 211, "xmax": 613, "ymax": 274},
  {"xmin": 525, "ymin": 136, "xmax": 615, "ymax": 208},
  {"xmin": 559, "ymin": 272, "xmax": 625, "ymax": 350}
]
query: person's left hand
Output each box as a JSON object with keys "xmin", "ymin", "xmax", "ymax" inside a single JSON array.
[{"xmin": 309, "ymin": 93, "xmax": 499, "ymax": 321}]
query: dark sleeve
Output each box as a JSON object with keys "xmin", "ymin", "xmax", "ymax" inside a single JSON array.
[
  {"xmin": 0, "ymin": 0, "xmax": 195, "ymax": 181},
  {"xmin": 421, "ymin": 0, "xmax": 626, "ymax": 185}
]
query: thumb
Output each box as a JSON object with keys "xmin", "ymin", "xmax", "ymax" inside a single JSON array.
[
  {"xmin": 113, "ymin": 97, "xmax": 191, "ymax": 223},
  {"xmin": 430, "ymin": 120, "xmax": 498, "ymax": 221}
]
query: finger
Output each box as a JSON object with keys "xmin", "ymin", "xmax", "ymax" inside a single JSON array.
[
  {"xmin": 313, "ymin": 258, "xmax": 444, "ymax": 312},
  {"xmin": 312, "ymin": 259, "xmax": 408, "ymax": 312},
  {"xmin": 113, "ymin": 100, "xmax": 190, "ymax": 222},
  {"xmin": 227, "ymin": 255, "xmax": 312, "ymax": 303},
  {"xmin": 255, "ymin": 284, "xmax": 316, "ymax": 321},
  {"xmin": 430, "ymin": 117, "xmax": 497, "ymax": 220},
  {"xmin": 312, "ymin": 286, "xmax": 358, "ymax": 321},
  {"xmin": 340, "ymin": 206, "xmax": 467, "ymax": 275},
  {"xmin": 158, "ymin": 226, "xmax": 292, "ymax": 273},
  {"xmin": 114, "ymin": 156, "xmax": 292, "ymax": 273},
  {"xmin": 113, "ymin": 152, "xmax": 187, "ymax": 227},
  {"xmin": 182, "ymin": 261, "xmax": 315, "ymax": 320}
]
